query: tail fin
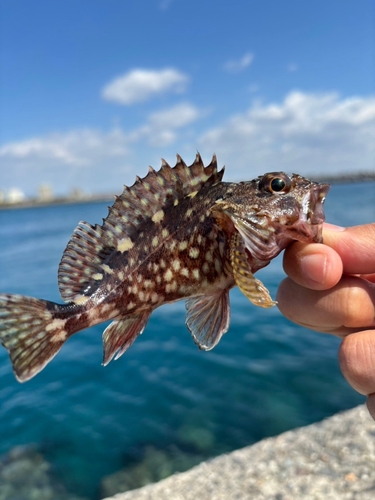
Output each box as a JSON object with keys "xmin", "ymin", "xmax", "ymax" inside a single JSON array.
[{"xmin": 0, "ymin": 294, "xmax": 68, "ymax": 382}]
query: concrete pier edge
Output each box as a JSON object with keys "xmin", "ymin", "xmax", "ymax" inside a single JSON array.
[{"xmin": 104, "ymin": 404, "xmax": 375, "ymax": 500}]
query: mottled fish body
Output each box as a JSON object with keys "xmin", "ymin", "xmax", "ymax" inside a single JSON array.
[{"xmin": 0, "ymin": 154, "xmax": 329, "ymax": 381}]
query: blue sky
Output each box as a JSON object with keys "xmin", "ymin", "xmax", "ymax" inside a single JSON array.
[{"xmin": 0, "ymin": 0, "xmax": 374, "ymax": 197}]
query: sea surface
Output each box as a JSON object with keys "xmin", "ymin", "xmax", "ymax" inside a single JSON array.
[{"xmin": 0, "ymin": 181, "xmax": 374, "ymax": 498}]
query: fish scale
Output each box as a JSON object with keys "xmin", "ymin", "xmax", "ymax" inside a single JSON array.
[{"xmin": 0, "ymin": 153, "xmax": 329, "ymax": 382}]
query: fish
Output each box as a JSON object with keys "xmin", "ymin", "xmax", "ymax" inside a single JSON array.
[{"xmin": 0, "ymin": 154, "xmax": 330, "ymax": 382}]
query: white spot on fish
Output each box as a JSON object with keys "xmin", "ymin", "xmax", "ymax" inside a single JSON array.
[
  {"xmin": 180, "ymin": 267, "xmax": 189, "ymax": 277},
  {"xmin": 179, "ymin": 241, "xmax": 188, "ymax": 251},
  {"xmin": 166, "ymin": 281, "xmax": 177, "ymax": 293},
  {"xmin": 152, "ymin": 210, "xmax": 165, "ymax": 223},
  {"xmin": 117, "ymin": 237, "xmax": 134, "ymax": 253},
  {"xmin": 152, "ymin": 236, "xmax": 159, "ymax": 247},
  {"xmin": 51, "ymin": 330, "xmax": 67, "ymax": 343},
  {"xmin": 192, "ymin": 269, "xmax": 200, "ymax": 280},
  {"xmin": 164, "ymin": 269, "xmax": 173, "ymax": 281},
  {"xmin": 92, "ymin": 273, "xmax": 103, "ymax": 281},
  {"xmin": 144, "ymin": 279, "xmax": 154, "ymax": 289},
  {"xmin": 189, "ymin": 247, "xmax": 199, "ymax": 259},
  {"xmin": 188, "ymin": 191, "xmax": 198, "ymax": 198},
  {"xmin": 73, "ymin": 295, "xmax": 89, "ymax": 305},
  {"xmin": 102, "ymin": 264, "xmax": 114, "ymax": 275},
  {"xmin": 118, "ymin": 271, "xmax": 124, "ymax": 280},
  {"xmin": 46, "ymin": 319, "xmax": 67, "ymax": 342},
  {"xmin": 172, "ymin": 259, "xmax": 181, "ymax": 271}
]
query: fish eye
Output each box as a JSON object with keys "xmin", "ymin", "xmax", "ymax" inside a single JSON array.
[
  {"xmin": 271, "ymin": 178, "xmax": 286, "ymax": 192},
  {"xmin": 260, "ymin": 173, "xmax": 291, "ymax": 194}
]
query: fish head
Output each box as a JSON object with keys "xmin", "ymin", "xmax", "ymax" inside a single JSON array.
[
  {"xmin": 213, "ymin": 172, "xmax": 330, "ymax": 263},
  {"xmin": 252, "ymin": 171, "xmax": 330, "ymax": 244}
]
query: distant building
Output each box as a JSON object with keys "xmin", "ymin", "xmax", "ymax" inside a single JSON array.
[
  {"xmin": 7, "ymin": 188, "xmax": 25, "ymax": 204},
  {"xmin": 38, "ymin": 184, "xmax": 54, "ymax": 202},
  {"xmin": 69, "ymin": 187, "xmax": 85, "ymax": 200}
]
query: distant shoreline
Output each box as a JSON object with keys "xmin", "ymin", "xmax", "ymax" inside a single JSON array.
[
  {"xmin": 0, "ymin": 194, "xmax": 113, "ymax": 210},
  {"xmin": 1, "ymin": 171, "xmax": 374, "ymax": 211}
]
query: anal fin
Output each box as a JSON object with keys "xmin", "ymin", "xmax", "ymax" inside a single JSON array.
[
  {"xmin": 230, "ymin": 233, "xmax": 276, "ymax": 308},
  {"xmin": 185, "ymin": 290, "xmax": 230, "ymax": 350},
  {"xmin": 102, "ymin": 312, "xmax": 150, "ymax": 366}
]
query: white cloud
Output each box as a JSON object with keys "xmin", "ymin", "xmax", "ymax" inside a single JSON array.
[
  {"xmin": 130, "ymin": 102, "xmax": 203, "ymax": 146},
  {"xmin": 199, "ymin": 91, "xmax": 375, "ymax": 178},
  {"xmin": 223, "ymin": 52, "xmax": 254, "ymax": 73},
  {"xmin": 0, "ymin": 103, "xmax": 204, "ymax": 194},
  {"xmin": 101, "ymin": 68, "xmax": 189, "ymax": 105},
  {"xmin": 0, "ymin": 128, "xmax": 132, "ymax": 195},
  {"xmin": 0, "ymin": 128, "xmax": 129, "ymax": 167},
  {"xmin": 1, "ymin": 91, "xmax": 374, "ymax": 197}
]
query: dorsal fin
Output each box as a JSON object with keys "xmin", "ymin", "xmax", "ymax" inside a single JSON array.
[
  {"xmin": 58, "ymin": 154, "xmax": 224, "ymax": 303},
  {"xmin": 102, "ymin": 153, "xmax": 223, "ymax": 240}
]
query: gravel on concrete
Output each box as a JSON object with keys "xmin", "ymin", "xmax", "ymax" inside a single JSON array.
[{"xmin": 104, "ymin": 404, "xmax": 375, "ymax": 500}]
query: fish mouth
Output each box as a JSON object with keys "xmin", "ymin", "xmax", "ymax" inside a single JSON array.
[
  {"xmin": 291, "ymin": 182, "xmax": 330, "ymax": 244},
  {"xmin": 305, "ymin": 183, "xmax": 330, "ymax": 226}
]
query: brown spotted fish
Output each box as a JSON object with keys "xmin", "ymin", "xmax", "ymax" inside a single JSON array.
[{"xmin": 0, "ymin": 154, "xmax": 329, "ymax": 382}]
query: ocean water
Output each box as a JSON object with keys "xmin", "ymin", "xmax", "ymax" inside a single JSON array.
[{"xmin": 0, "ymin": 182, "xmax": 374, "ymax": 498}]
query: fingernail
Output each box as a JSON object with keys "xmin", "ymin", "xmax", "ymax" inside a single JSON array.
[
  {"xmin": 300, "ymin": 254, "xmax": 327, "ymax": 284},
  {"xmin": 324, "ymin": 223, "xmax": 346, "ymax": 232}
]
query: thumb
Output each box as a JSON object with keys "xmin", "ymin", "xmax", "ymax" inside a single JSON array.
[{"xmin": 323, "ymin": 223, "xmax": 375, "ymax": 275}]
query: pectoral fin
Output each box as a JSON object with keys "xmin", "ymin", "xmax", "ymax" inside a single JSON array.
[
  {"xmin": 185, "ymin": 290, "xmax": 230, "ymax": 350},
  {"xmin": 212, "ymin": 202, "xmax": 278, "ymax": 261},
  {"xmin": 102, "ymin": 312, "xmax": 150, "ymax": 365},
  {"xmin": 230, "ymin": 233, "xmax": 276, "ymax": 308}
]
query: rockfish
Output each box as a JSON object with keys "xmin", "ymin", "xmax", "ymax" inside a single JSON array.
[{"xmin": 0, "ymin": 154, "xmax": 329, "ymax": 382}]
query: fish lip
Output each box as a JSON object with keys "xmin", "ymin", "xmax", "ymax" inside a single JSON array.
[{"xmin": 306, "ymin": 183, "xmax": 330, "ymax": 226}]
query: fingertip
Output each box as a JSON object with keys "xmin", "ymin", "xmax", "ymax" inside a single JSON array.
[{"xmin": 339, "ymin": 331, "xmax": 375, "ymax": 396}]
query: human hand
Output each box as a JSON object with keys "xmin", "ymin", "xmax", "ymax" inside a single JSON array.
[{"xmin": 277, "ymin": 223, "xmax": 375, "ymax": 420}]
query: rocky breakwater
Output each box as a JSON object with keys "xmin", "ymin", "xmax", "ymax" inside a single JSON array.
[{"xmin": 104, "ymin": 404, "xmax": 375, "ymax": 500}]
